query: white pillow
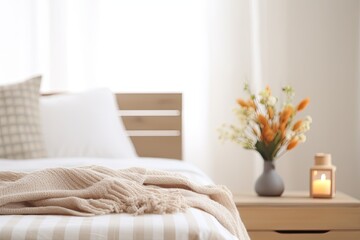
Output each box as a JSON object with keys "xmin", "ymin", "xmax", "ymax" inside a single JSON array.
[{"xmin": 40, "ymin": 88, "xmax": 137, "ymax": 158}]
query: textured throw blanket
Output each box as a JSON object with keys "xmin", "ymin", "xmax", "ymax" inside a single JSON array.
[{"xmin": 0, "ymin": 166, "xmax": 249, "ymax": 239}]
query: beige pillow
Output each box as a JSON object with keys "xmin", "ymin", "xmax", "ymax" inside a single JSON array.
[{"xmin": 0, "ymin": 76, "xmax": 47, "ymax": 159}]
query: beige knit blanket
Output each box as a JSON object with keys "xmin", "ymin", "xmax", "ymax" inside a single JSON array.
[{"xmin": 0, "ymin": 166, "xmax": 249, "ymax": 239}]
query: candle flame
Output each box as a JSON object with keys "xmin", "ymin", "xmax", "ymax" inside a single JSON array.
[{"xmin": 320, "ymin": 174, "xmax": 326, "ymax": 181}]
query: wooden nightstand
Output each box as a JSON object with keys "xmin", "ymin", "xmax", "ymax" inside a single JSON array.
[{"xmin": 234, "ymin": 191, "xmax": 360, "ymax": 240}]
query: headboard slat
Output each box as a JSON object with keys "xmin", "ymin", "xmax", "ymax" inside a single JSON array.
[
  {"xmin": 116, "ymin": 93, "xmax": 182, "ymax": 160},
  {"xmin": 122, "ymin": 116, "xmax": 181, "ymax": 130},
  {"xmin": 130, "ymin": 136, "xmax": 182, "ymax": 160},
  {"xmin": 116, "ymin": 93, "xmax": 181, "ymax": 110}
]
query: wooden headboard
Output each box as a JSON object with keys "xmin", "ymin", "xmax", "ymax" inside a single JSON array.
[{"xmin": 116, "ymin": 93, "xmax": 182, "ymax": 160}]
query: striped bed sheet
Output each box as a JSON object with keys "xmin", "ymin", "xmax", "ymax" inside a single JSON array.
[
  {"xmin": 0, "ymin": 157, "xmax": 247, "ymax": 240},
  {"xmin": 0, "ymin": 208, "xmax": 237, "ymax": 240}
]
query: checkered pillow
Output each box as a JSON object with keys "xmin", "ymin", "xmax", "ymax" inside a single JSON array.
[{"xmin": 0, "ymin": 76, "xmax": 47, "ymax": 159}]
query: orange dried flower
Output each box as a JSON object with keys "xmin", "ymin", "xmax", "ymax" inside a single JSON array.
[
  {"xmin": 297, "ymin": 98, "xmax": 310, "ymax": 111},
  {"xmin": 268, "ymin": 107, "xmax": 274, "ymax": 119},
  {"xmin": 272, "ymin": 123, "xmax": 279, "ymax": 133},
  {"xmin": 258, "ymin": 114, "xmax": 268, "ymax": 127},
  {"xmin": 280, "ymin": 123, "xmax": 286, "ymax": 139},
  {"xmin": 261, "ymin": 125, "xmax": 274, "ymax": 143},
  {"xmin": 287, "ymin": 138, "xmax": 299, "ymax": 150},
  {"xmin": 237, "ymin": 98, "xmax": 248, "ymax": 108},
  {"xmin": 280, "ymin": 106, "xmax": 293, "ymax": 124},
  {"xmin": 266, "ymin": 85, "xmax": 271, "ymax": 95},
  {"xmin": 292, "ymin": 120, "xmax": 303, "ymax": 131},
  {"xmin": 261, "ymin": 124, "xmax": 267, "ymax": 136},
  {"xmin": 264, "ymin": 129, "xmax": 275, "ymax": 142},
  {"xmin": 247, "ymin": 99, "xmax": 256, "ymax": 109}
]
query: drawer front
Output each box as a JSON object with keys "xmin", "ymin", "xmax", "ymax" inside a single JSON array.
[
  {"xmin": 248, "ymin": 230, "xmax": 360, "ymax": 240},
  {"xmin": 238, "ymin": 206, "xmax": 360, "ymax": 230}
]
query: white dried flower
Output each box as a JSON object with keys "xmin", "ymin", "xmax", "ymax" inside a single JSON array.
[
  {"xmin": 305, "ymin": 115, "xmax": 312, "ymax": 123},
  {"xmin": 241, "ymin": 138, "xmax": 255, "ymax": 149},
  {"xmin": 298, "ymin": 134, "xmax": 306, "ymax": 143},
  {"xmin": 282, "ymin": 85, "xmax": 294, "ymax": 95},
  {"xmin": 267, "ymin": 96, "xmax": 277, "ymax": 106},
  {"xmin": 259, "ymin": 90, "xmax": 270, "ymax": 98},
  {"xmin": 300, "ymin": 122, "xmax": 311, "ymax": 132},
  {"xmin": 286, "ymin": 131, "xmax": 295, "ymax": 140}
]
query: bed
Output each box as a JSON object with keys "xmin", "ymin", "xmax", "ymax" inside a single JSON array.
[{"xmin": 0, "ymin": 77, "xmax": 249, "ymax": 240}]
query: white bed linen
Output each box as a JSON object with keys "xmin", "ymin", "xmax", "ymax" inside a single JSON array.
[
  {"xmin": 0, "ymin": 157, "xmax": 213, "ymax": 185},
  {"xmin": 0, "ymin": 158, "xmax": 244, "ymax": 240}
]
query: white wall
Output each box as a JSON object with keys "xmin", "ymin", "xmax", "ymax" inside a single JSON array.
[
  {"xmin": 207, "ymin": 0, "xmax": 259, "ymax": 193},
  {"xmin": 0, "ymin": 0, "xmax": 38, "ymax": 83},
  {"xmin": 283, "ymin": 0, "xmax": 360, "ymax": 198},
  {"xmin": 208, "ymin": 0, "xmax": 360, "ymax": 199}
]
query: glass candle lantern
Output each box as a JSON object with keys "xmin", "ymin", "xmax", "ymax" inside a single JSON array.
[{"xmin": 310, "ymin": 153, "xmax": 336, "ymax": 198}]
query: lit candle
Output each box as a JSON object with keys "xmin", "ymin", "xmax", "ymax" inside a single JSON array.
[{"xmin": 312, "ymin": 174, "xmax": 331, "ymax": 195}]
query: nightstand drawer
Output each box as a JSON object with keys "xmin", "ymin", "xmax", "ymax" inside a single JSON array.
[
  {"xmin": 238, "ymin": 206, "xmax": 360, "ymax": 230},
  {"xmin": 248, "ymin": 230, "xmax": 360, "ymax": 240}
]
